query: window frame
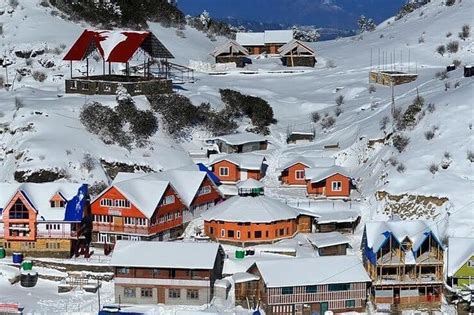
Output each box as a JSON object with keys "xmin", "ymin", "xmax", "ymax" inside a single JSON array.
[
  {"xmin": 168, "ymin": 288, "xmax": 181, "ymax": 299},
  {"xmin": 140, "ymin": 287, "xmax": 153, "ymax": 298},
  {"xmin": 124, "ymin": 287, "xmax": 136, "ymax": 298},
  {"xmin": 331, "ymin": 181, "xmax": 342, "ymax": 192},
  {"xmin": 295, "ymin": 170, "xmax": 305, "ymax": 180},
  {"xmin": 186, "ymin": 289, "xmax": 199, "ymax": 300},
  {"xmin": 281, "ymin": 287, "xmax": 294, "ymax": 295},
  {"xmin": 219, "ymin": 167, "xmax": 229, "ymax": 176}
]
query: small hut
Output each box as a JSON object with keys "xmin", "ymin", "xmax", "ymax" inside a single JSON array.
[
  {"xmin": 278, "ymin": 39, "xmax": 316, "ymax": 67},
  {"xmin": 63, "ymin": 29, "xmax": 174, "ymax": 96},
  {"xmin": 369, "ymin": 70, "xmax": 418, "ymax": 86},
  {"xmin": 211, "ymin": 40, "xmax": 250, "ymax": 67}
]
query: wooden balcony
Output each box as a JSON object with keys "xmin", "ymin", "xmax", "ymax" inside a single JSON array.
[{"xmin": 93, "ymin": 223, "xmax": 149, "ymax": 235}]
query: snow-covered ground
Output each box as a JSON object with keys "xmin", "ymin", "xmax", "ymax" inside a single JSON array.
[{"xmin": 0, "ymin": 0, "xmax": 473, "ymax": 312}]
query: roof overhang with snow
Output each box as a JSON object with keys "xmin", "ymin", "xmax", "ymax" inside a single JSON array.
[
  {"xmin": 63, "ymin": 29, "xmax": 174, "ymax": 63},
  {"xmin": 211, "ymin": 40, "xmax": 249, "ymax": 57}
]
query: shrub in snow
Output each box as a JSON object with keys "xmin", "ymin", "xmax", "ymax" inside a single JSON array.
[
  {"xmin": 435, "ymin": 70, "xmax": 449, "ymax": 80},
  {"xmin": 292, "ymin": 25, "xmax": 320, "ymax": 42},
  {"xmin": 445, "ymin": 0, "xmax": 455, "ymax": 6},
  {"xmin": 40, "ymin": 1, "xmax": 50, "ymax": 8},
  {"xmin": 334, "ymin": 107, "xmax": 343, "ymax": 117},
  {"xmin": 418, "ymin": 36, "xmax": 425, "ymax": 44},
  {"xmin": 357, "ymin": 15, "xmax": 376, "ymax": 33},
  {"xmin": 380, "ymin": 116, "xmax": 390, "ymax": 131},
  {"xmin": 335, "ymin": 95, "xmax": 344, "ymax": 106},
  {"xmin": 320, "ymin": 115, "xmax": 336, "ymax": 129},
  {"xmin": 32, "ymin": 70, "xmax": 47, "ymax": 82},
  {"xmin": 446, "ymin": 41, "xmax": 459, "ymax": 53},
  {"xmin": 427, "ymin": 103, "xmax": 436, "ymax": 113},
  {"xmin": 81, "ymin": 153, "xmax": 95, "ymax": 172},
  {"xmin": 446, "ymin": 32, "xmax": 452, "ymax": 38},
  {"xmin": 89, "ymin": 181, "xmax": 108, "ymax": 198},
  {"xmin": 14, "ymin": 96, "xmax": 24, "ymax": 110},
  {"xmin": 444, "ymin": 82, "xmax": 451, "ymax": 91},
  {"xmin": 436, "ymin": 45, "xmax": 446, "ymax": 56},
  {"xmin": 9, "ymin": 0, "xmax": 18, "ymax": 9},
  {"xmin": 311, "ymin": 111, "xmax": 321, "ymax": 123},
  {"xmin": 454, "ymin": 81, "xmax": 461, "ymax": 88},
  {"xmin": 441, "ymin": 151, "xmax": 452, "ymax": 169},
  {"xmin": 0, "ymin": 75, "xmax": 4, "ymax": 87},
  {"xmin": 452, "ymin": 59, "xmax": 461, "ymax": 67},
  {"xmin": 392, "ymin": 134, "xmax": 410, "ymax": 153},
  {"xmin": 368, "ymin": 85, "xmax": 376, "ymax": 93},
  {"xmin": 326, "ymin": 60, "xmax": 336, "ymax": 68},
  {"xmin": 130, "ymin": 110, "xmax": 158, "ymax": 139},
  {"xmin": 115, "ymin": 97, "xmax": 137, "ymax": 122},
  {"xmin": 429, "ymin": 163, "xmax": 439, "ymax": 174},
  {"xmin": 397, "ymin": 163, "xmax": 406, "ymax": 173},
  {"xmin": 65, "ymin": 149, "xmax": 72, "ymax": 156},
  {"xmin": 467, "ymin": 150, "xmax": 474, "ymax": 163},
  {"xmin": 388, "ymin": 157, "xmax": 399, "ymax": 166},
  {"xmin": 424, "ymin": 130, "xmax": 435, "ymax": 140},
  {"xmin": 400, "ymin": 95, "xmax": 425, "ymax": 129},
  {"xmin": 80, "ymin": 102, "xmax": 126, "ymax": 146},
  {"xmin": 25, "ymin": 58, "xmax": 33, "ymax": 66},
  {"xmin": 459, "ymin": 24, "xmax": 470, "ymax": 40}
]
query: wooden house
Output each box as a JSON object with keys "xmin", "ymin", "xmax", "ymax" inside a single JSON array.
[
  {"xmin": 91, "ymin": 170, "xmax": 222, "ymax": 245},
  {"xmin": 305, "ymin": 166, "xmax": 353, "ymax": 198},
  {"xmin": 209, "ymin": 153, "xmax": 266, "ymax": 184},
  {"xmin": 314, "ymin": 210, "xmax": 361, "ymax": 233},
  {"xmin": 211, "ymin": 40, "xmax": 250, "ymax": 67},
  {"xmin": 306, "ymin": 231, "xmax": 351, "ymax": 256},
  {"xmin": 208, "ymin": 132, "xmax": 268, "ymax": 154},
  {"xmin": 278, "ymin": 39, "xmax": 317, "ymax": 67},
  {"xmin": 63, "ymin": 29, "xmax": 174, "ymax": 96},
  {"xmin": 286, "ymin": 131, "xmax": 315, "ymax": 144},
  {"xmin": 236, "ymin": 30, "xmax": 293, "ymax": 55},
  {"xmin": 202, "ymin": 180, "xmax": 317, "ymax": 246},
  {"xmin": 241, "ymin": 256, "xmax": 370, "ymax": 314},
  {"xmin": 110, "ymin": 241, "xmax": 224, "ymax": 305},
  {"xmin": 279, "ymin": 156, "xmax": 334, "ymax": 186},
  {"xmin": 447, "ymin": 237, "xmax": 474, "ymax": 289},
  {"xmin": 362, "ymin": 220, "xmax": 444, "ymax": 307},
  {"xmin": 0, "ymin": 183, "xmax": 88, "ymax": 258}
]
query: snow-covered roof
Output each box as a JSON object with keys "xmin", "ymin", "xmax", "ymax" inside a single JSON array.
[
  {"xmin": 211, "ymin": 132, "xmax": 267, "ymax": 146},
  {"xmin": 236, "ymin": 178, "xmax": 264, "ymax": 190},
  {"xmin": 306, "ymin": 232, "xmax": 351, "ymax": 248},
  {"xmin": 315, "ymin": 210, "xmax": 360, "ymax": 224},
  {"xmin": 447, "ymin": 237, "xmax": 474, "ymax": 276},
  {"xmin": 201, "ymin": 195, "xmax": 313, "ymax": 223},
  {"xmin": 280, "ymin": 156, "xmax": 335, "ymax": 171},
  {"xmin": 232, "ymin": 272, "xmax": 260, "ymax": 283},
  {"xmin": 305, "ymin": 166, "xmax": 351, "ymax": 183},
  {"xmin": 112, "ymin": 178, "xmax": 169, "ymax": 219},
  {"xmin": 0, "ymin": 183, "xmax": 84, "ymax": 221},
  {"xmin": 236, "ymin": 32, "xmax": 265, "ymax": 46},
  {"xmin": 209, "ymin": 153, "xmax": 265, "ymax": 170},
  {"xmin": 111, "ymin": 241, "xmax": 222, "ymax": 269},
  {"xmin": 364, "ymin": 220, "xmax": 443, "ymax": 253},
  {"xmin": 211, "ymin": 40, "xmax": 249, "ymax": 57},
  {"xmin": 264, "ymin": 30, "xmax": 294, "ymax": 44},
  {"xmin": 278, "ymin": 39, "xmax": 316, "ymax": 56},
  {"xmin": 256, "ymin": 256, "xmax": 370, "ymax": 288}
]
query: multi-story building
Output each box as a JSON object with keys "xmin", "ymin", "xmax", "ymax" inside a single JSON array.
[
  {"xmin": 305, "ymin": 166, "xmax": 353, "ymax": 198},
  {"xmin": 447, "ymin": 237, "xmax": 474, "ymax": 289},
  {"xmin": 279, "ymin": 156, "xmax": 334, "ymax": 186},
  {"xmin": 0, "ymin": 183, "xmax": 88, "ymax": 257},
  {"xmin": 110, "ymin": 241, "xmax": 224, "ymax": 305},
  {"xmin": 362, "ymin": 220, "xmax": 444, "ymax": 307}
]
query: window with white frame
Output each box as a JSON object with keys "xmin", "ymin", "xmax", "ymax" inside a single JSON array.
[
  {"xmin": 124, "ymin": 287, "xmax": 136, "ymax": 297},
  {"xmin": 140, "ymin": 288, "xmax": 153, "ymax": 298},
  {"xmin": 163, "ymin": 195, "xmax": 175, "ymax": 205},
  {"xmin": 168, "ymin": 288, "xmax": 181, "ymax": 298},
  {"xmin": 331, "ymin": 181, "xmax": 342, "ymax": 191},
  {"xmin": 100, "ymin": 198, "xmax": 113, "ymax": 207},
  {"xmin": 295, "ymin": 170, "xmax": 305, "ymax": 180},
  {"xmin": 219, "ymin": 167, "xmax": 229, "ymax": 176},
  {"xmin": 236, "ymin": 230, "xmax": 241, "ymax": 239},
  {"xmin": 70, "ymin": 80, "xmax": 77, "ymax": 90},
  {"xmin": 198, "ymin": 186, "xmax": 212, "ymax": 196},
  {"xmin": 114, "ymin": 199, "xmax": 131, "ymax": 208},
  {"xmin": 220, "ymin": 229, "xmax": 225, "ymax": 237},
  {"xmin": 186, "ymin": 289, "xmax": 199, "ymax": 300},
  {"xmin": 468, "ymin": 259, "xmax": 474, "ymax": 268}
]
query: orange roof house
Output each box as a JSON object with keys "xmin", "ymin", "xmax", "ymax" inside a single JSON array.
[
  {"xmin": 209, "ymin": 154, "xmax": 266, "ymax": 184},
  {"xmin": 279, "ymin": 156, "xmax": 334, "ymax": 186},
  {"xmin": 305, "ymin": 166, "xmax": 353, "ymax": 198},
  {"xmin": 202, "ymin": 179, "xmax": 318, "ymax": 246}
]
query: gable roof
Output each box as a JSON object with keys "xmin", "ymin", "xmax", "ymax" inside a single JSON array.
[
  {"xmin": 264, "ymin": 30, "xmax": 294, "ymax": 44},
  {"xmin": 256, "ymin": 256, "xmax": 370, "ymax": 288},
  {"xmin": 305, "ymin": 166, "xmax": 351, "ymax": 183},
  {"xmin": 211, "ymin": 40, "xmax": 249, "ymax": 57},
  {"xmin": 0, "ymin": 183, "xmax": 85, "ymax": 221},
  {"xmin": 111, "ymin": 241, "xmax": 222, "ymax": 269},
  {"xmin": 211, "ymin": 132, "xmax": 267, "ymax": 146},
  {"xmin": 63, "ymin": 29, "xmax": 173, "ymax": 63},
  {"xmin": 364, "ymin": 220, "xmax": 443, "ymax": 255},
  {"xmin": 278, "ymin": 39, "xmax": 316, "ymax": 56},
  {"xmin": 280, "ymin": 156, "xmax": 335, "ymax": 171},
  {"xmin": 447, "ymin": 237, "xmax": 474, "ymax": 276},
  {"xmin": 306, "ymin": 232, "xmax": 351, "ymax": 249},
  {"xmin": 209, "ymin": 153, "xmax": 265, "ymax": 170},
  {"xmin": 236, "ymin": 30, "xmax": 294, "ymax": 46}
]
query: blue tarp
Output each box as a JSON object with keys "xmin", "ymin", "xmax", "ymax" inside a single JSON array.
[
  {"xmin": 197, "ymin": 163, "xmax": 221, "ymax": 185},
  {"xmin": 64, "ymin": 184, "xmax": 88, "ymax": 222}
]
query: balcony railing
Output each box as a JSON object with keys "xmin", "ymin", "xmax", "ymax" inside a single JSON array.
[{"xmin": 93, "ymin": 223, "xmax": 149, "ymax": 235}]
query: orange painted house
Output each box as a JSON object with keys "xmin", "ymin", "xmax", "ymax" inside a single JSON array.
[
  {"xmin": 209, "ymin": 154, "xmax": 266, "ymax": 184},
  {"xmin": 0, "ymin": 183, "xmax": 87, "ymax": 257},
  {"xmin": 202, "ymin": 180, "xmax": 316, "ymax": 245},
  {"xmin": 91, "ymin": 169, "xmax": 223, "ymax": 244},
  {"xmin": 305, "ymin": 166, "xmax": 353, "ymax": 198},
  {"xmin": 279, "ymin": 156, "xmax": 335, "ymax": 186}
]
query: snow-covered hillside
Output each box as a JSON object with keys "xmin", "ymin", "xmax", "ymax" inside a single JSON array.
[{"xmin": 0, "ymin": 0, "xmax": 472, "ymax": 239}]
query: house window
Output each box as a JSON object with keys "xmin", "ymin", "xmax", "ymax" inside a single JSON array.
[
  {"xmin": 295, "ymin": 170, "xmax": 305, "ymax": 180},
  {"xmin": 220, "ymin": 229, "xmax": 225, "ymax": 237},
  {"xmin": 114, "ymin": 199, "xmax": 131, "ymax": 208},
  {"xmin": 124, "ymin": 287, "xmax": 136, "ymax": 297},
  {"xmin": 134, "ymin": 84, "xmax": 142, "ymax": 93},
  {"xmin": 169, "ymin": 288, "xmax": 181, "ymax": 298},
  {"xmin": 117, "ymin": 268, "xmax": 129, "ymax": 275},
  {"xmin": 198, "ymin": 186, "xmax": 212, "ymax": 196},
  {"xmin": 345, "ymin": 300, "xmax": 356, "ymax": 308},
  {"xmin": 236, "ymin": 231, "xmax": 241, "ymax": 239},
  {"xmin": 468, "ymin": 260, "xmax": 474, "ymax": 268},
  {"xmin": 104, "ymin": 84, "xmax": 112, "ymax": 92},
  {"xmin": 306, "ymin": 285, "xmax": 317, "ymax": 293},
  {"xmin": 186, "ymin": 289, "xmax": 199, "ymax": 300},
  {"xmin": 282, "ymin": 287, "xmax": 293, "ymax": 295},
  {"xmin": 227, "ymin": 230, "xmax": 235, "ymax": 238},
  {"xmin": 9, "ymin": 200, "xmax": 29, "ymax": 219},
  {"xmin": 254, "ymin": 231, "xmax": 262, "ymax": 238},
  {"xmin": 328, "ymin": 283, "xmax": 350, "ymax": 291},
  {"xmin": 331, "ymin": 181, "xmax": 342, "ymax": 191},
  {"xmin": 100, "ymin": 198, "xmax": 113, "ymax": 207},
  {"xmin": 81, "ymin": 82, "xmax": 89, "ymax": 90},
  {"xmin": 140, "ymin": 288, "xmax": 153, "ymax": 298},
  {"xmin": 219, "ymin": 167, "xmax": 229, "ymax": 176},
  {"xmin": 163, "ymin": 195, "xmax": 175, "ymax": 205},
  {"xmin": 70, "ymin": 80, "xmax": 77, "ymax": 90},
  {"xmin": 279, "ymin": 228, "xmax": 285, "ymax": 236},
  {"xmin": 210, "ymin": 227, "xmax": 214, "ymax": 235}
]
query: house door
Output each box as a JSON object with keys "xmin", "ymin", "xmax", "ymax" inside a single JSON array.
[
  {"xmin": 99, "ymin": 233, "xmax": 108, "ymax": 244},
  {"xmin": 320, "ymin": 302, "xmax": 328, "ymax": 314},
  {"xmin": 240, "ymin": 170, "xmax": 248, "ymax": 180}
]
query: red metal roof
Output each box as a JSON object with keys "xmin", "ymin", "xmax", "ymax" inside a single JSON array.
[{"xmin": 63, "ymin": 29, "xmax": 172, "ymax": 63}]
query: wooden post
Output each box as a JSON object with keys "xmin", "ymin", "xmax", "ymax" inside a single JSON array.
[
  {"xmin": 108, "ymin": 62, "xmax": 111, "ymax": 75},
  {"xmin": 103, "ymin": 59, "xmax": 105, "ymax": 75},
  {"xmin": 70, "ymin": 61, "xmax": 73, "ymax": 78},
  {"xmin": 86, "ymin": 58, "xmax": 89, "ymax": 78}
]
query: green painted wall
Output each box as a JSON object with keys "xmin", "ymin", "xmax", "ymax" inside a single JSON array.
[{"xmin": 453, "ymin": 254, "xmax": 474, "ymax": 287}]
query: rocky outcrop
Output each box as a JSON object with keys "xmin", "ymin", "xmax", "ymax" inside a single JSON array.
[
  {"xmin": 376, "ymin": 191, "xmax": 449, "ymax": 219},
  {"xmin": 100, "ymin": 159, "xmax": 155, "ymax": 180}
]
